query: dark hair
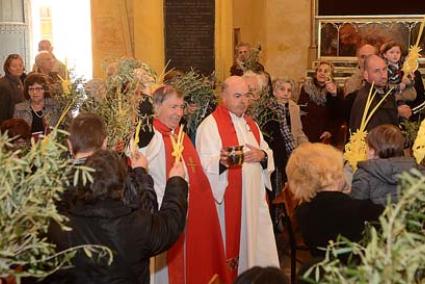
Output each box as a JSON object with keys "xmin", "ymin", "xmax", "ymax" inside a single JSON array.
[
  {"xmin": 152, "ymin": 85, "xmax": 183, "ymax": 105},
  {"xmin": 3, "ymin": 54, "xmax": 24, "ymax": 75},
  {"xmin": 235, "ymin": 42, "xmax": 251, "ymax": 52},
  {"xmin": 234, "ymin": 266, "xmax": 289, "ymax": 284},
  {"xmin": 0, "ymin": 118, "xmax": 31, "ymax": 141},
  {"xmin": 380, "ymin": 40, "xmax": 406, "ymax": 57},
  {"xmin": 23, "ymin": 72, "xmax": 51, "ymax": 100},
  {"xmin": 76, "ymin": 150, "xmax": 127, "ymax": 203},
  {"xmin": 163, "ymin": 70, "xmax": 184, "ymax": 84},
  {"xmin": 367, "ymin": 124, "xmax": 404, "ymax": 158},
  {"xmin": 357, "ymin": 35, "xmax": 386, "ymax": 52},
  {"xmin": 69, "ymin": 113, "xmax": 107, "ymax": 154}
]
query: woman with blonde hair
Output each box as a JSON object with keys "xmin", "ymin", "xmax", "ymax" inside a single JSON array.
[
  {"xmin": 286, "ymin": 143, "xmax": 383, "ymax": 257},
  {"xmin": 298, "ymin": 61, "xmax": 343, "ymax": 145}
]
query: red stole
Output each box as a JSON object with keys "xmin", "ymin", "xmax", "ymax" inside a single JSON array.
[
  {"xmin": 153, "ymin": 119, "xmax": 230, "ymax": 284},
  {"xmin": 211, "ymin": 105, "xmax": 260, "ymax": 280}
]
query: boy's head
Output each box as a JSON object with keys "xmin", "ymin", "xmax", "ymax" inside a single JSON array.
[
  {"xmin": 68, "ymin": 113, "xmax": 107, "ymax": 156},
  {"xmin": 366, "ymin": 124, "xmax": 404, "ymax": 159}
]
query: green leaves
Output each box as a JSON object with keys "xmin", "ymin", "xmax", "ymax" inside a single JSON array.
[
  {"xmin": 0, "ymin": 131, "xmax": 112, "ymax": 280},
  {"xmin": 171, "ymin": 70, "xmax": 217, "ymax": 137}
]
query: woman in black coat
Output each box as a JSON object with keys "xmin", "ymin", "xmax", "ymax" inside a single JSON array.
[
  {"xmin": 44, "ymin": 150, "xmax": 188, "ymax": 284},
  {"xmin": 286, "ymin": 143, "xmax": 383, "ymax": 257},
  {"xmin": 298, "ymin": 61, "xmax": 343, "ymax": 145},
  {"xmin": 0, "ymin": 54, "xmax": 26, "ymax": 124}
]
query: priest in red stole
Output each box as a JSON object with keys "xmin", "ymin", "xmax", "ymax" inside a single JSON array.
[
  {"xmin": 138, "ymin": 85, "xmax": 230, "ymax": 284},
  {"xmin": 195, "ymin": 76, "xmax": 279, "ymax": 280}
]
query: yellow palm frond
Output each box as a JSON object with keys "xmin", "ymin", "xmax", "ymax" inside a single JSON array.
[
  {"xmin": 344, "ymin": 83, "xmax": 393, "ymax": 171},
  {"xmin": 402, "ymin": 15, "xmax": 425, "ymax": 75},
  {"xmin": 413, "ymin": 119, "xmax": 425, "ymax": 165}
]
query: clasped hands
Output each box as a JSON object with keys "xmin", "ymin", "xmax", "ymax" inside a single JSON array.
[{"xmin": 220, "ymin": 144, "xmax": 265, "ymax": 167}]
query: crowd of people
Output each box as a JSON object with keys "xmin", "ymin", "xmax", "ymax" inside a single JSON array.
[{"xmin": 1, "ymin": 36, "xmax": 425, "ymax": 284}]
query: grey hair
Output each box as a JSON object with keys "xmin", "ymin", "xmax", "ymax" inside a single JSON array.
[
  {"xmin": 152, "ymin": 85, "xmax": 182, "ymax": 105},
  {"xmin": 272, "ymin": 77, "xmax": 296, "ymax": 93}
]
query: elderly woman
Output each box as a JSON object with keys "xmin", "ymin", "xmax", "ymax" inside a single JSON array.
[
  {"xmin": 286, "ymin": 143, "xmax": 383, "ymax": 257},
  {"xmin": 13, "ymin": 73, "xmax": 59, "ymax": 134},
  {"xmin": 261, "ymin": 78, "xmax": 308, "ymax": 229},
  {"xmin": 298, "ymin": 61, "xmax": 343, "ymax": 145},
  {"xmin": 0, "ymin": 54, "xmax": 26, "ymax": 123}
]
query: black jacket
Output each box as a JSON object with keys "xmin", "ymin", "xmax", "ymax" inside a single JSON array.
[
  {"xmin": 349, "ymin": 83, "xmax": 398, "ymax": 133},
  {"xmin": 43, "ymin": 176, "xmax": 188, "ymax": 284},
  {"xmin": 351, "ymin": 157, "xmax": 424, "ymax": 205},
  {"xmin": 296, "ymin": 191, "xmax": 383, "ymax": 257},
  {"xmin": 0, "ymin": 74, "xmax": 25, "ymax": 124}
]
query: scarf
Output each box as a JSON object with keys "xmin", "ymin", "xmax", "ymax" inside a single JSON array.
[
  {"xmin": 211, "ymin": 105, "xmax": 260, "ymax": 279},
  {"xmin": 153, "ymin": 119, "xmax": 230, "ymax": 284}
]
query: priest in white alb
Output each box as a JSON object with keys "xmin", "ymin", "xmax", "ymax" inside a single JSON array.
[
  {"xmin": 138, "ymin": 85, "xmax": 230, "ymax": 284},
  {"xmin": 195, "ymin": 76, "xmax": 280, "ymax": 280}
]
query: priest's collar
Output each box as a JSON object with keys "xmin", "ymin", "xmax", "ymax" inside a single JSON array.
[{"xmin": 229, "ymin": 110, "xmax": 246, "ymax": 120}]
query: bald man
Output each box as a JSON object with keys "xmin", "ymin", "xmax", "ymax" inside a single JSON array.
[
  {"xmin": 344, "ymin": 43, "xmax": 378, "ymax": 96},
  {"xmin": 196, "ymin": 76, "xmax": 279, "ymax": 280},
  {"xmin": 349, "ymin": 54, "xmax": 411, "ymax": 132},
  {"xmin": 33, "ymin": 40, "xmax": 68, "ymax": 79}
]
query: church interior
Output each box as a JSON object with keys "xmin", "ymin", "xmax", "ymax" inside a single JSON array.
[{"xmin": 1, "ymin": 0, "xmax": 425, "ymax": 283}]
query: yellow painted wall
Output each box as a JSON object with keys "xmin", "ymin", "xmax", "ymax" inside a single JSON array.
[
  {"xmin": 232, "ymin": 0, "xmax": 312, "ymax": 82},
  {"xmin": 91, "ymin": 0, "xmax": 313, "ymax": 82},
  {"xmin": 133, "ymin": 0, "xmax": 164, "ymax": 75},
  {"xmin": 215, "ymin": 0, "xmax": 234, "ymax": 82},
  {"xmin": 91, "ymin": 0, "xmax": 164, "ymax": 78},
  {"xmin": 232, "ymin": 0, "xmax": 265, "ymax": 49},
  {"xmin": 91, "ymin": 0, "xmax": 133, "ymax": 78},
  {"xmin": 264, "ymin": 0, "xmax": 312, "ymax": 83}
]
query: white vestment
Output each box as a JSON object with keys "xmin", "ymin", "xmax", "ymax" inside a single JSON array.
[
  {"xmin": 139, "ymin": 128, "xmax": 189, "ymax": 284},
  {"xmin": 195, "ymin": 111, "xmax": 280, "ymax": 275}
]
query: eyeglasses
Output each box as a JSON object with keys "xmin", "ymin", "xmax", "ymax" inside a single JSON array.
[{"xmin": 28, "ymin": 87, "xmax": 44, "ymax": 92}]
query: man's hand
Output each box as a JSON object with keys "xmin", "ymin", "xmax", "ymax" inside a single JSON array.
[
  {"xmin": 130, "ymin": 151, "xmax": 148, "ymax": 169},
  {"xmin": 320, "ymin": 131, "xmax": 332, "ymax": 140},
  {"xmin": 220, "ymin": 148, "xmax": 230, "ymax": 167},
  {"xmin": 114, "ymin": 139, "xmax": 125, "ymax": 153},
  {"xmin": 402, "ymin": 73, "xmax": 415, "ymax": 85},
  {"xmin": 244, "ymin": 144, "xmax": 265, "ymax": 163},
  {"xmin": 169, "ymin": 159, "xmax": 185, "ymax": 178},
  {"xmin": 398, "ymin": 104, "xmax": 412, "ymax": 119}
]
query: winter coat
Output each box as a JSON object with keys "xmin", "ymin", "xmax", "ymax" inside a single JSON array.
[
  {"xmin": 349, "ymin": 83, "xmax": 398, "ymax": 133},
  {"xmin": 13, "ymin": 98, "xmax": 60, "ymax": 131},
  {"xmin": 43, "ymin": 176, "xmax": 188, "ymax": 284},
  {"xmin": 296, "ymin": 191, "xmax": 383, "ymax": 257},
  {"xmin": 0, "ymin": 74, "xmax": 25, "ymax": 123},
  {"xmin": 351, "ymin": 156, "xmax": 424, "ymax": 205}
]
